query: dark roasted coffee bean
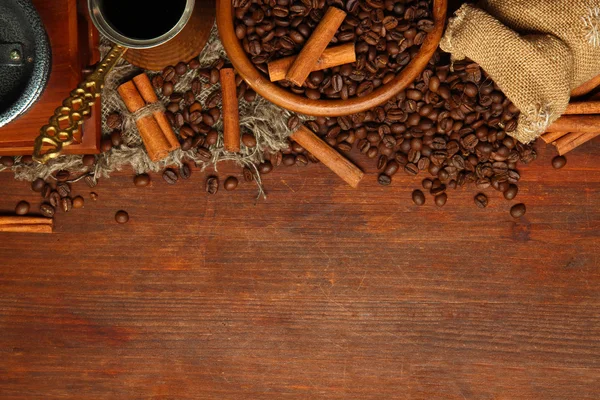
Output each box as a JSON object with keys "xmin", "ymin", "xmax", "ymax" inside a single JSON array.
[
  {"xmin": 41, "ymin": 184, "xmax": 52, "ymax": 199},
  {"xmin": 40, "ymin": 203, "xmax": 55, "ymax": 217},
  {"xmin": 32, "ymin": 178, "xmax": 45, "ymax": 192},
  {"xmin": 162, "ymin": 168, "xmax": 178, "ymax": 184},
  {"xmin": 115, "ymin": 210, "xmax": 129, "ymax": 224},
  {"xmin": 197, "ymin": 146, "xmax": 213, "ymax": 161},
  {"xmin": 503, "ymin": 184, "xmax": 518, "ymax": 200},
  {"xmin": 206, "ymin": 176, "xmax": 219, "ymax": 194},
  {"xmin": 224, "ymin": 176, "xmax": 238, "ymax": 191},
  {"xmin": 72, "ymin": 196, "xmax": 84, "ymax": 209},
  {"xmin": 412, "ymin": 189, "xmax": 425, "ymax": 205},
  {"xmin": 162, "ymin": 66, "xmax": 176, "ymax": 81},
  {"xmin": 434, "ymin": 193, "xmax": 447, "ymax": 207},
  {"xmin": 106, "ymin": 112, "xmax": 122, "ymax": 129},
  {"xmin": 134, "ymin": 174, "xmax": 150, "ymax": 187},
  {"xmin": 404, "ymin": 162, "xmax": 419, "ymax": 176},
  {"xmin": 384, "ymin": 160, "xmax": 400, "ymax": 176},
  {"xmin": 82, "ymin": 154, "xmax": 95, "ymax": 166},
  {"xmin": 378, "ymin": 173, "xmax": 392, "ymax": 186},
  {"xmin": 84, "ymin": 175, "xmax": 97, "ymax": 188},
  {"xmin": 270, "ymin": 151, "xmax": 283, "ymax": 167},
  {"xmin": 296, "ymin": 154, "xmax": 309, "ymax": 165},
  {"xmin": 180, "ymin": 164, "xmax": 191, "ymax": 179},
  {"xmin": 55, "ymin": 170, "xmax": 70, "ymax": 182},
  {"xmin": 242, "ymin": 133, "xmax": 257, "ymax": 147},
  {"xmin": 552, "ymin": 155, "xmax": 566, "ymax": 169},
  {"xmin": 60, "ymin": 197, "xmax": 73, "ymax": 212},
  {"xmin": 152, "ymin": 75, "xmax": 164, "ymax": 89},
  {"xmin": 110, "ymin": 130, "xmax": 123, "ymax": 147},
  {"xmin": 422, "ymin": 178, "xmax": 433, "ymax": 189},
  {"xmin": 49, "ymin": 191, "xmax": 61, "ymax": 208},
  {"xmin": 258, "ymin": 161, "xmax": 273, "ymax": 174},
  {"xmin": 243, "ymin": 167, "xmax": 254, "ymax": 182},
  {"xmin": 474, "ymin": 193, "xmax": 488, "ymax": 208},
  {"xmin": 287, "ymin": 115, "xmax": 300, "ymax": 131},
  {"xmin": 0, "ymin": 156, "xmax": 14, "ymax": 167},
  {"xmin": 510, "ymin": 203, "xmax": 526, "ymax": 218},
  {"xmin": 15, "ymin": 200, "xmax": 30, "ymax": 215},
  {"xmin": 162, "ymin": 81, "xmax": 174, "ymax": 96},
  {"xmin": 56, "ymin": 182, "xmax": 71, "ymax": 197},
  {"xmin": 175, "ymin": 62, "xmax": 188, "ymax": 75}
]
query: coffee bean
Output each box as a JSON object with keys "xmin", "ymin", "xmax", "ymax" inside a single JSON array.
[
  {"xmin": 40, "ymin": 203, "xmax": 55, "ymax": 218},
  {"xmin": 162, "ymin": 81, "xmax": 174, "ymax": 96},
  {"xmin": 258, "ymin": 161, "xmax": 273, "ymax": 174},
  {"xmin": 510, "ymin": 203, "xmax": 526, "ymax": 218},
  {"xmin": 243, "ymin": 167, "xmax": 254, "ymax": 182},
  {"xmin": 434, "ymin": 193, "xmax": 447, "ymax": 207},
  {"xmin": 106, "ymin": 112, "xmax": 122, "ymax": 130},
  {"xmin": 378, "ymin": 173, "xmax": 392, "ymax": 186},
  {"xmin": 60, "ymin": 197, "xmax": 73, "ymax": 212},
  {"xmin": 15, "ymin": 201, "xmax": 30, "ymax": 215},
  {"xmin": 404, "ymin": 163, "xmax": 419, "ymax": 176},
  {"xmin": 110, "ymin": 130, "xmax": 123, "ymax": 147},
  {"xmin": 175, "ymin": 62, "xmax": 188, "ymax": 75},
  {"xmin": 72, "ymin": 196, "xmax": 84, "ymax": 209},
  {"xmin": 162, "ymin": 66, "xmax": 176, "ymax": 81},
  {"xmin": 20, "ymin": 155, "xmax": 33, "ymax": 165},
  {"xmin": 82, "ymin": 154, "xmax": 95, "ymax": 166},
  {"xmin": 474, "ymin": 193, "xmax": 488, "ymax": 208},
  {"xmin": 152, "ymin": 75, "xmax": 164, "ymax": 90},
  {"xmin": 162, "ymin": 169, "xmax": 178, "ymax": 184},
  {"xmin": 197, "ymin": 147, "xmax": 212, "ymax": 162},
  {"xmin": 84, "ymin": 175, "xmax": 97, "ymax": 188},
  {"xmin": 32, "ymin": 178, "xmax": 45, "ymax": 192},
  {"xmin": 552, "ymin": 155, "xmax": 566, "ymax": 169},
  {"xmin": 49, "ymin": 191, "xmax": 61, "ymax": 208},
  {"xmin": 224, "ymin": 176, "xmax": 239, "ymax": 191},
  {"xmin": 503, "ymin": 184, "xmax": 518, "ymax": 200},
  {"xmin": 0, "ymin": 156, "xmax": 14, "ymax": 167},
  {"xmin": 115, "ymin": 210, "xmax": 129, "ymax": 224},
  {"xmin": 55, "ymin": 170, "xmax": 70, "ymax": 182},
  {"xmin": 56, "ymin": 182, "xmax": 71, "ymax": 197},
  {"xmin": 41, "ymin": 184, "xmax": 52, "ymax": 199},
  {"xmin": 287, "ymin": 115, "xmax": 300, "ymax": 131},
  {"xmin": 131, "ymin": 173, "xmax": 150, "ymax": 188},
  {"xmin": 242, "ymin": 133, "xmax": 257, "ymax": 147},
  {"xmin": 205, "ymin": 176, "xmax": 219, "ymax": 194},
  {"xmin": 412, "ymin": 189, "xmax": 425, "ymax": 205},
  {"xmin": 180, "ymin": 164, "xmax": 191, "ymax": 179}
]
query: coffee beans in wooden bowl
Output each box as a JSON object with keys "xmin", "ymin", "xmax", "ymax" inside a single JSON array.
[{"xmin": 233, "ymin": 0, "xmax": 435, "ymax": 101}]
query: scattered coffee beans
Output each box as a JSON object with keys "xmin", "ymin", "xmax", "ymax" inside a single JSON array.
[
  {"xmin": 40, "ymin": 203, "xmax": 55, "ymax": 217},
  {"xmin": 115, "ymin": 210, "xmax": 129, "ymax": 224},
  {"xmin": 474, "ymin": 193, "xmax": 488, "ymax": 208},
  {"xmin": 224, "ymin": 176, "xmax": 239, "ymax": 191},
  {"xmin": 61, "ymin": 197, "xmax": 73, "ymax": 212},
  {"xmin": 503, "ymin": 184, "xmax": 518, "ymax": 200},
  {"xmin": 72, "ymin": 196, "xmax": 85, "ymax": 209},
  {"xmin": 15, "ymin": 200, "xmax": 30, "ymax": 215},
  {"xmin": 412, "ymin": 189, "xmax": 425, "ymax": 205},
  {"xmin": 552, "ymin": 155, "xmax": 567, "ymax": 169},
  {"xmin": 180, "ymin": 164, "xmax": 191, "ymax": 179},
  {"xmin": 162, "ymin": 169, "xmax": 178, "ymax": 184},
  {"xmin": 134, "ymin": 173, "xmax": 151, "ymax": 187},
  {"xmin": 206, "ymin": 176, "xmax": 219, "ymax": 194},
  {"xmin": 31, "ymin": 178, "xmax": 45, "ymax": 192},
  {"xmin": 434, "ymin": 193, "xmax": 447, "ymax": 207},
  {"xmin": 510, "ymin": 203, "xmax": 526, "ymax": 218}
]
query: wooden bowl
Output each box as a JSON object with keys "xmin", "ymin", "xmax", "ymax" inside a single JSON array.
[{"xmin": 216, "ymin": 0, "xmax": 447, "ymax": 117}]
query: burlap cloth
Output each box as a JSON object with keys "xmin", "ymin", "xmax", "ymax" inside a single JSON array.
[
  {"xmin": 3, "ymin": 25, "xmax": 299, "ymax": 197},
  {"xmin": 440, "ymin": 0, "xmax": 600, "ymax": 143}
]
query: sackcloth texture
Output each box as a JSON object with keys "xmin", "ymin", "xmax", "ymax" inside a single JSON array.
[
  {"xmin": 3, "ymin": 25, "xmax": 303, "ymax": 197},
  {"xmin": 440, "ymin": 0, "xmax": 600, "ymax": 143}
]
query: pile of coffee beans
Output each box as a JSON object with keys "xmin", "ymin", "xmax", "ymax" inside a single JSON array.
[
  {"xmin": 290, "ymin": 57, "xmax": 537, "ymax": 217},
  {"xmin": 233, "ymin": 0, "xmax": 434, "ymax": 99}
]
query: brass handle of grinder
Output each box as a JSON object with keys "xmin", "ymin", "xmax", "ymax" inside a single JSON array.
[{"xmin": 33, "ymin": 45, "xmax": 128, "ymax": 164}]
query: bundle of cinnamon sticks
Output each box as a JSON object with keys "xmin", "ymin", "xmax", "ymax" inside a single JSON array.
[
  {"xmin": 118, "ymin": 73, "xmax": 180, "ymax": 161},
  {"xmin": 541, "ymin": 79, "xmax": 600, "ymax": 155}
]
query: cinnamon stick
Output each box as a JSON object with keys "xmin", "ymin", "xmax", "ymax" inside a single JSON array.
[
  {"xmin": 553, "ymin": 131, "xmax": 587, "ymax": 150},
  {"xmin": 290, "ymin": 124, "xmax": 364, "ymax": 188},
  {"xmin": 546, "ymin": 115, "xmax": 600, "ymax": 133},
  {"xmin": 540, "ymin": 131, "xmax": 570, "ymax": 144},
  {"xmin": 0, "ymin": 216, "xmax": 53, "ymax": 234},
  {"xmin": 285, "ymin": 7, "xmax": 347, "ymax": 86},
  {"xmin": 556, "ymin": 131, "xmax": 600, "ymax": 155},
  {"xmin": 220, "ymin": 68, "xmax": 240, "ymax": 152},
  {"xmin": 132, "ymin": 73, "xmax": 180, "ymax": 151},
  {"xmin": 268, "ymin": 43, "xmax": 356, "ymax": 82},
  {"xmin": 118, "ymin": 81, "xmax": 171, "ymax": 162},
  {"xmin": 564, "ymin": 101, "xmax": 600, "ymax": 115},
  {"xmin": 571, "ymin": 74, "xmax": 600, "ymax": 98}
]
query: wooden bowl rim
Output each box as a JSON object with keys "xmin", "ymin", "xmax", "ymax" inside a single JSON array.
[{"xmin": 216, "ymin": 0, "xmax": 447, "ymax": 117}]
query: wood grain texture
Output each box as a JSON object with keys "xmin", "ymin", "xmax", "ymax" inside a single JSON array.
[
  {"xmin": 0, "ymin": 138, "xmax": 598, "ymax": 399},
  {"xmin": 0, "ymin": 0, "xmax": 100, "ymax": 156}
]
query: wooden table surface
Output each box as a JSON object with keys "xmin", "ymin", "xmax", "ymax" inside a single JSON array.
[{"xmin": 0, "ymin": 139, "xmax": 598, "ymax": 399}]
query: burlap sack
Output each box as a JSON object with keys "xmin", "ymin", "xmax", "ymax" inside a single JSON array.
[{"xmin": 440, "ymin": 1, "xmax": 600, "ymax": 143}]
